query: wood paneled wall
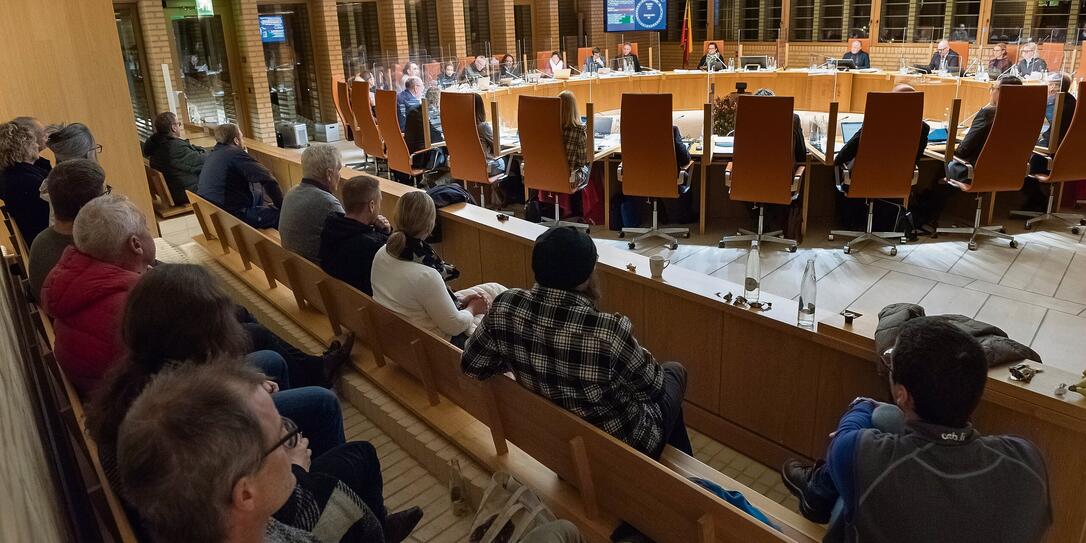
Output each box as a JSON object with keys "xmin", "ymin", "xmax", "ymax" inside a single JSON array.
[{"xmin": 0, "ymin": 0, "xmax": 157, "ymax": 234}]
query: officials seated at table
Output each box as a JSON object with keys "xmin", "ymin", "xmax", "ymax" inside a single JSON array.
[
  {"xmin": 437, "ymin": 63, "xmax": 458, "ymax": 88},
  {"xmin": 370, "ymin": 191, "xmax": 505, "ymax": 347},
  {"xmin": 925, "ymin": 40, "xmax": 961, "ymax": 74},
  {"xmin": 616, "ymin": 42, "xmax": 642, "ymax": 72},
  {"xmin": 461, "ymin": 55, "xmax": 487, "ymax": 83},
  {"xmin": 988, "ymin": 43, "xmax": 1013, "ymax": 78},
  {"xmin": 404, "ymin": 87, "xmax": 446, "ymax": 171},
  {"xmin": 197, "ymin": 123, "xmax": 283, "ymax": 229},
  {"xmin": 842, "ymin": 40, "xmax": 870, "ymax": 69},
  {"xmin": 279, "ymin": 144, "xmax": 344, "ymax": 264},
  {"xmin": 396, "ymin": 76, "xmax": 423, "ymax": 130},
  {"xmin": 781, "ymin": 317, "xmax": 1051, "ymax": 541},
  {"xmin": 584, "ymin": 47, "xmax": 606, "ymax": 74},
  {"xmin": 697, "ymin": 42, "xmax": 726, "ymax": 71},
  {"xmin": 399, "ymin": 62, "xmax": 421, "ymax": 92},
  {"xmin": 546, "ymin": 51, "xmax": 564, "ymax": 76},
  {"xmin": 1016, "ymin": 42, "xmax": 1047, "ymax": 75},
  {"xmin": 462, "ymin": 226, "xmax": 692, "ymax": 460},
  {"xmin": 319, "ymin": 177, "xmax": 391, "ymax": 296},
  {"xmin": 1022, "ymin": 73, "xmax": 1076, "ymax": 211},
  {"xmin": 141, "ymin": 111, "xmax": 205, "ymax": 204},
  {"xmin": 500, "ymin": 54, "xmax": 519, "ymax": 78}
]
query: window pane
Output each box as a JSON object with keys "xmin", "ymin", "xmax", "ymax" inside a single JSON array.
[
  {"xmin": 821, "ymin": 0, "xmax": 845, "ymax": 40},
  {"xmin": 514, "ymin": 4, "xmax": 533, "ymax": 56},
  {"xmin": 989, "ymin": 0, "xmax": 1026, "ymax": 42},
  {"xmin": 259, "ymin": 4, "xmax": 324, "ymax": 130},
  {"xmin": 879, "ymin": 0, "xmax": 910, "ymax": 41},
  {"xmin": 715, "ymin": 0, "xmax": 737, "ymax": 41},
  {"xmin": 791, "ymin": 0, "xmax": 815, "ymax": 41},
  {"xmin": 743, "ymin": 0, "xmax": 761, "ymax": 40},
  {"xmin": 849, "ymin": 0, "xmax": 871, "ymax": 38},
  {"xmin": 338, "ymin": 1, "xmax": 382, "ymax": 77},
  {"xmin": 171, "ymin": 13, "xmax": 238, "ymax": 125},
  {"xmin": 115, "ymin": 6, "xmax": 154, "ymax": 139},
  {"xmin": 951, "ymin": 0, "xmax": 980, "ymax": 42},
  {"xmin": 1032, "ymin": 1, "xmax": 1071, "ymax": 43},
  {"xmin": 404, "ymin": 0, "xmax": 439, "ymax": 59},
  {"xmin": 765, "ymin": 0, "xmax": 782, "ymax": 40},
  {"xmin": 914, "ymin": 0, "xmax": 946, "ymax": 42}
]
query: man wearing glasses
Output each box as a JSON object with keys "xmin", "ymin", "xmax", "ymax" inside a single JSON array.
[
  {"xmin": 779, "ymin": 317, "xmax": 1051, "ymax": 541},
  {"xmin": 923, "ymin": 40, "xmax": 961, "ymax": 75},
  {"xmin": 118, "ymin": 362, "xmax": 424, "ymax": 543},
  {"xmin": 143, "ymin": 111, "xmax": 207, "ymax": 205}
]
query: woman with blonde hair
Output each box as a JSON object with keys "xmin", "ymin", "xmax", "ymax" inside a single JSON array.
[
  {"xmin": 370, "ymin": 191, "xmax": 505, "ymax": 346},
  {"xmin": 558, "ymin": 90, "xmax": 589, "ymax": 190}
]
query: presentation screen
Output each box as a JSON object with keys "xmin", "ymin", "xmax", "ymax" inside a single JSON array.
[
  {"xmin": 259, "ymin": 15, "xmax": 287, "ymax": 43},
  {"xmin": 604, "ymin": 0, "xmax": 667, "ymax": 32}
]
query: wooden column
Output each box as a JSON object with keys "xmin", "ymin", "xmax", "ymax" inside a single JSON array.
[
  {"xmin": 439, "ymin": 0, "xmax": 469, "ymax": 58},
  {"xmin": 232, "ymin": 0, "xmax": 277, "ymax": 144},
  {"xmin": 977, "ymin": 0, "xmax": 994, "ymax": 47},
  {"xmin": 213, "ymin": 0, "xmax": 252, "ymax": 132},
  {"xmin": 136, "ymin": 0, "xmax": 183, "ymax": 117},
  {"xmin": 780, "ymin": 0, "xmax": 792, "ymax": 42},
  {"xmin": 309, "ymin": 0, "xmax": 344, "ymax": 124},
  {"xmin": 534, "ymin": 0, "xmax": 560, "ymax": 52},
  {"xmin": 707, "ymin": 0, "xmax": 716, "ymax": 40},
  {"xmin": 868, "ymin": 0, "xmax": 882, "ymax": 42},
  {"xmin": 490, "ymin": 0, "xmax": 517, "ymax": 56}
]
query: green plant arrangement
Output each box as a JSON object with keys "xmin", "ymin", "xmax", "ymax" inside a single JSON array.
[{"xmin": 712, "ymin": 92, "xmax": 740, "ymax": 136}]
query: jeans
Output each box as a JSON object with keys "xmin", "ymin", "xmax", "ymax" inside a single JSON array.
[
  {"xmin": 247, "ymin": 350, "xmax": 289, "ymax": 385},
  {"xmin": 242, "ymin": 321, "xmax": 329, "ymax": 389},
  {"xmin": 652, "ymin": 361, "xmax": 693, "ymax": 459},
  {"xmin": 272, "ymin": 386, "xmax": 345, "ymax": 457},
  {"xmin": 241, "ymin": 205, "xmax": 280, "ymax": 229},
  {"xmin": 310, "ymin": 441, "xmax": 389, "ymax": 525}
]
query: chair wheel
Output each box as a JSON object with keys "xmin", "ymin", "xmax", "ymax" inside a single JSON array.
[
  {"xmin": 618, "ymin": 232, "xmax": 625, "ymax": 238},
  {"xmin": 787, "ymin": 245, "xmax": 797, "ymax": 253},
  {"xmin": 890, "ymin": 247, "xmax": 898, "ymax": 256},
  {"xmin": 843, "ymin": 245, "xmax": 851, "ymax": 254},
  {"xmin": 1073, "ymin": 227, "xmax": 1082, "ymax": 235},
  {"xmin": 968, "ymin": 241, "xmax": 978, "ymax": 250},
  {"xmin": 1023, "ymin": 222, "xmax": 1032, "ymax": 230},
  {"xmin": 683, "ymin": 233, "xmax": 690, "ymax": 239},
  {"xmin": 997, "ymin": 227, "xmax": 1006, "ymax": 234},
  {"xmin": 718, "ymin": 241, "xmax": 726, "ymax": 248},
  {"xmin": 667, "ymin": 242, "xmax": 678, "ymax": 250},
  {"xmin": 1080, "ymin": 218, "xmax": 1086, "ymax": 226},
  {"xmin": 1009, "ymin": 239, "xmax": 1018, "ymax": 249},
  {"xmin": 827, "ymin": 234, "xmax": 835, "ymax": 241},
  {"xmin": 627, "ymin": 242, "xmax": 636, "ymax": 250}
]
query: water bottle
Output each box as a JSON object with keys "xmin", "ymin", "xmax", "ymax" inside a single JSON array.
[
  {"xmin": 797, "ymin": 257, "xmax": 817, "ymax": 328},
  {"xmin": 744, "ymin": 242, "xmax": 761, "ymax": 304},
  {"xmin": 448, "ymin": 458, "xmax": 470, "ymax": 516}
]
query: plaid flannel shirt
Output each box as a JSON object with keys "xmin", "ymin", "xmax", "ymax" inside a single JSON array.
[
  {"xmin": 563, "ymin": 124, "xmax": 588, "ymax": 171},
  {"xmin": 462, "ymin": 286, "xmax": 666, "ymax": 455}
]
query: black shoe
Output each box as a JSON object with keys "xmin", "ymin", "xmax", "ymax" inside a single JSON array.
[
  {"xmin": 321, "ymin": 332, "xmax": 355, "ymax": 387},
  {"xmin": 384, "ymin": 506, "xmax": 423, "ymax": 543},
  {"xmin": 780, "ymin": 459, "xmax": 834, "ymax": 524}
]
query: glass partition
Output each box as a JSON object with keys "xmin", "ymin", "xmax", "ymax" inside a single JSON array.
[
  {"xmin": 790, "ymin": 0, "xmax": 815, "ymax": 41},
  {"xmin": 115, "ymin": 4, "xmax": 155, "ymax": 139},
  {"xmin": 258, "ymin": 3, "xmax": 324, "ymax": 135},
  {"xmin": 171, "ymin": 9, "xmax": 238, "ymax": 125},
  {"xmin": 338, "ymin": 1, "xmax": 382, "ymax": 78},
  {"xmin": 988, "ymin": 0, "xmax": 1026, "ymax": 43},
  {"xmin": 514, "ymin": 5, "xmax": 534, "ymax": 57},
  {"xmin": 464, "ymin": 0, "xmax": 491, "ymax": 55}
]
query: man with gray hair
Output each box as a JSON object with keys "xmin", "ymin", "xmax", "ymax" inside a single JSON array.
[
  {"xmin": 279, "ymin": 143, "xmax": 344, "ymax": 263},
  {"xmin": 396, "ymin": 76, "xmax": 423, "ymax": 130},
  {"xmin": 197, "ymin": 123, "xmax": 284, "ymax": 228},
  {"xmin": 40, "ymin": 194, "xmax": 156, "ymax": 396}
]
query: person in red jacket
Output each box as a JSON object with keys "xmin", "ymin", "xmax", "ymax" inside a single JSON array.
[{"xmin": 41, "ymin": 194, "xmax": 156, "ymax": 397}]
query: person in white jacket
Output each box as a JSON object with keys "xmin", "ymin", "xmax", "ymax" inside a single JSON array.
[{"xmin": 370, "ymin": 191, "xmax": 505, "ymax": 346}]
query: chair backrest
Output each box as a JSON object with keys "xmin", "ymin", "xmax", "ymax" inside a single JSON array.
[
  {"xmin": 616, "ymin": 42, "xmax": 639, "ymax": 57},
  {"xmin": 423, "ymin": 61, "xmax": 441, "ymax": 84},
  {"xmin": 440, "ymin": 91, "xmax": 491, "ymax": 183},
  {"xmin": 729, "ymin": 95, "xmax": 797, "ymax": 205},
  {"xmin": 577, "ymin": 47, "xmax": 593, "ymax": 69},
  {"xmin": 1048, "ymin": 81, "xmax": 1086, "ymax": 183},
  {"xmin": 350, "ymin": 80, "xmax": 385, "ymax": 159},
  {"xmin": 847, "ymin": 91, "xmax": 925, "ymax": 199},
  {"xmin": 374, "ymin": 89, "xmax": 414, "ymax": 174},
  {"xmin": 536, "ymin": 51, "xmax": 553, "ymax": 72},
  {"xmin": 518, "ymin": 96, "xmax": 574, "ymax": 194},
  {"xmin": 703, "ymin": 40, "xmax": 726, "ymax": 54},
  {"xmin": 1039, "ymin": 42, "xmax": 1064, "ymax": 71},
  {"xmin": 851, "ymin": 37, "xmax": 871, "ymax": 53},
  {"xmin": 144, "ymin": 164, "xmax": 176, "ymax": 208},
  {"xmin": 332, "ymin": 78, "xmax": 354, "ymax": 135},
  {"xmin": 949, "ymin": 41, "xmax": 970, "ymax": 69},
  {"xmin": 620, "ymin": 93, "xmax": 678, "ymax": 199},
  {"xmin": 1076, "ymin": 41, "xmax": 1086, "ymax": 82},
  {"xmin": 971, "ymin": 84, "xmax": 1047, "ymax": 192}
]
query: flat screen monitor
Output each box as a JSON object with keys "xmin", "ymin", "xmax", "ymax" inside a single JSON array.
[
  {"xmin": 840, "ymin": 121, "xmax": 863, "ymax": 143},
  {"xmin": 604, "ymin": 0, "xmax": 667, "ymax": 32},
  {"xmin": 259, "ymin": 15, "xmax": 287, "ymax": 43},
  {"xmin": 739, "ymin": 55, "xmax": 768, "ymax": 70},
  {"xmin": 830, "ymin": 58, "xmax": 856, "ymax": 70}
]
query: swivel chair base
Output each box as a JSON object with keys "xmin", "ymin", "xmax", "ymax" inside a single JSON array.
[
  {"xmin": 540, "ymin": 194, "xmax": 589, "ymax": 232},
  {"xmin": 828, "ymin": 200, "xmax": 906, "ymax": 256},
  {"xmin": 720, "ymin": 204, "xmax": 797, "ymax": 252},
  {"xmin": 620, "ymin": 199, "xmax": 689, "ymax": 250},
  {"xmin": 1009, "ymin": 187, "xmax": 1084, "ymax": 235},
  {"xmin": 936, "ymin": 195, "xmax": 1017, "ymax": 250}
]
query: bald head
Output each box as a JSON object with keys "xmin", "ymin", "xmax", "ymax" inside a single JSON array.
[{"xmin": 892, "ymin": 83, "xmax": 917, "ymax": 93}]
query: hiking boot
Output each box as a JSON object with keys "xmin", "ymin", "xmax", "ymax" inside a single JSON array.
[
  {"xmin": 384, "ymin": 506, "xmax": 423, "ymax": 543},
  {"xmin": 780, "ymin": 459, "xmax": 834, "ymax": 524},
  {"xmin": 321, "ymin": 332, "xmax": 355, "ymax": 386}
]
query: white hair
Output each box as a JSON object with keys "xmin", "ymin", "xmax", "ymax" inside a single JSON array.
[
  {"xmin": 47, "ymin": 123, "xmax": 96, "ymax": 163},
  {"xmin": 301, "ymin": 143, "xmax": 342, "ymax": 180},
  {"xmin": 73, "ymin": 194, "xmax": 148, "ymax": 264}
]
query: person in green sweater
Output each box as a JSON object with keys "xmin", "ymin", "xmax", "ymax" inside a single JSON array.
[{"xmin": 142, "ymin": 111, "xmax": 206, "ymax": 204}]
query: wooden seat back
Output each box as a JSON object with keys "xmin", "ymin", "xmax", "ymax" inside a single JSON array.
[
  {"xmin": 374, "ymin": 89, "xmax": 415, "ymax": 175},
  {"xmin": 423, "ymin": 62, "xmax": 441, "ymax": 85},
  {"xmin": 729, "ymin": 95, "xmax": 798, "ymax": 205},
  {"xmin": 536, "ymin": 51, "xmax": 553, "ymax": 72},
  {"xmin": 577, "ymin": 47, "xmax": 593, "ymax": 69},
  {"xmin": 144, "ymin": 164, "xmax": 175, "ymax": 207},
  {"xmin": 969, "ymin": 84, "xmax": 1047, "ymax": 192},
  {"xmin": 620, "ymin": 93, "xmax": 679, "ymax": 199},
  {"xmin": 949, "ymin": 41, "xmax": 970, "ymax": 70},
  {"xmin": 350, "ymin": 81, "xmax": 386, "ymax": 159},
  {"xmin": 1004, "ymin": 44, "xmax": 1020, "ymax": 65},
  {"xmin": 846, "ymin": 91, "xmax": 925, "ymax": 200},
  {"xmin": 332, "ymin": 78, "xmax": 354, "ymax": 138},
  {"xmin": 616, "ymin": 42, "xmax": 639, "ymax": 57},
  {"xmin": 440, "ymin": 91, "xmax": 492, "ymax": 183},
  {"xmin": 1046, "ymin": 81, "xmax": 1086, "ymax": 184},
  {"xmin": 518, "ymin": 95, "xmax": 574, "ymax": 194},
  {"xmin": 1075, "ymin": 42, "xmax": 1086, "ymax": 82},
  {"xmin": 703, "ymin": 40, "xmax": 726, "ymax": 54}
]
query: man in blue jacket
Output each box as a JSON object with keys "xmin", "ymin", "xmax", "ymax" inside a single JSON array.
[
  {"xmin": 396, "ymin": 77, "xmax": 423, "ymax": 130},
  {"xmin": 197, "ymin": 123, "xmax": 283, "ymax": 228},
  {"xmin": 781, "ymin": 317, "xmax": 1051, "ymax": 542}
]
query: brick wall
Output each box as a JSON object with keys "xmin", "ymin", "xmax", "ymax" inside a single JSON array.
[
  {"xmin": 233, "ymin": 0, "xmax": 277, "ymax": 143},
  {"xmin": 439, "ymin": 0, "xmax": 469, "ymax": 57},
  {"xmin": 489, "ymin": 0, "xmax": 516, "ymax": 56},
  {"xmin": 378, "ymin": 0, "xmax": 411, "ymax": 60},
  {"xmin": 137, "ymin": 0, "xmax": 183, "ymax": 118},
  {"xmin": 533, "ymin": 0, "xmax": 559, "ymax": 52}
]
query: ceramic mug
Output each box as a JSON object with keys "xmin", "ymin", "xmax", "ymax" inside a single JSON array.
[{"xmin": 649, "ymin": 255, "xmax": 671, "ymax": 278}]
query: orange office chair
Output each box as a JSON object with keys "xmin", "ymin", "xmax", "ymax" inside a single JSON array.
[
  {"xmin": 518, "ymin": 95, "xmax": 589, "ymax": 230},
  {"xmin": 1012, "ymin": 81, "xmax": 1086, "ymax": 234},
  {"xmin": 618, "ymin": 93, "xmax": 691, "ymax": 250},
  {"xmin": 829, "ymin": 91, "xmax": 926, "ymax": 256},
  {"xmin": 440, "ymin": 92, "xmax": 507, "ymax": 207},
  {"xmin": 720, "ymin": 95, "xmax": 802, "ymax": 251},
  {"xmin": 373, "ymin": 89, "xmax": 435, "ymax": 186},
  {"xmin": 936, "ymin": 84, "xmax": 1047, "ymax": 250},
  {"xmin": 349, "ymin": 80, "xmax": 387, "ymax": 175}
]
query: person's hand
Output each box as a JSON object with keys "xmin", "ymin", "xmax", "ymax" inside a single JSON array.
[
  {"xmin": 262, "ymin": 380, "xmax": 280, "ymax": 394},
  {"xmin": 287, "ymin": 435, "xmax": 312, "ymax": 471},
  {"xmin": 462, "ymin": 293, "xmax": 489, "ymax": 316},
  {"xmin": 375, "ymin": 214, "xmax": 391, "ymax": 233}
]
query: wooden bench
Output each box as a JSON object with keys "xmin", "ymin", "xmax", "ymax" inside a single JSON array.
[
  {"xmin": 185, "ymin": 190, "xmax": 826, "ymax": 543},
  {"xmin": 143, "ymin": 163, "xmax": 192, "ymax": 219}
]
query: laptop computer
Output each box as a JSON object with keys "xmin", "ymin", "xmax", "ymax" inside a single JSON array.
[
  {"xmin": 593, "ymin": 116, "xmax": 614, "ymax": 136},
  {"xmin": 840, "ymin": 121, "xmax": 863, "ymax": 143}
]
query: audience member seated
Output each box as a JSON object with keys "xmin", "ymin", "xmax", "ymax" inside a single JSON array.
[
  {"xmin": 842, "ymin": 39, "xmax": 870, "ymax": 69},
  {"xmin": 1021, "ymin": 72, "xmax": 1075, "ymax": 211},
  {"xmin": 584, "ymin": 47, "xmax": 606, "ymax": 73},
  {"xmin": 319, "ymin": 177, "xmax": 391, "ymax": 296},
  {"xmin": 1015, "ymin": 42, "xmax": 1047, "ymax": 75},
  {"xmin": 41, "ymin": 123, "xmax": 100, "ymax": 212},
  {"xmin": 397, "ymin": 76, "xmax": 423, "ymax": 130},
  {"xmin": 781, "ymin": 317, "xmax": 1051, "ymax": 541},
  {"xmin": 462, "ymin": 55, "xmax": 487, "ymax": 83},
  {"xmin": 356, "ymin": 70, "xmax": 378, "ymax": 108},
  {"xmin": 438, "ymin": 63, "xmax": 458, "ymax": 89},
  {"xmin": 404, "ymin": 87, "xmax": 446, "ymax": 171},
  {"xmin": 462, "ymin": 226, "xmax": 692, "ymax": 460},
  {"xmin": 473, "ymin": 93, "xmax": 524, "ymax": 206},
  {"xmin": 560, "ymin": 90, "xmax": 590, "ymax": 191},
  {"xmin": 10, "ymin": 116, "xmax": 52, "ymax": 172},
  {"xmin": 115, "ymin": 362, "xmax": 423, "ymax": 543},
  {"xmin": 0, "ymin": 120, "xmax": 51, "ymax": 243},
  {"xmin": 697, "ymin": 42, "xmax": 725, "ymax": 71},
  {"xmin": 280, "ymin": 143, "xmax": 344, "ymax": 264},
  {"xmin": 141, "ymin": 111, "xmax": 206, "ymax": 204},
  {"xmin": 617, "ymin": 42, "xmax": 642, "ymax": 72},
  {"xmin": 28, "ymin": 159, "xmax": 106, "ymax": 298},
  {"xmin": 40, "ymin": 195, "xmax": 155, "ymax": 397},
  {"xmin": 399, "ymin": 62, "xmax": 420, "ymax": 91},
  {"xmin": 500, "ymin": 54, "xmax": 520, "ymax": 78},
  {"xmin": 924, "ymin": 40, "xmax": 961, "ymax": 74},
  {"xmin": 546, "ymin": 51, "xmax": 565, "ymax": 76},
  {"xmin": 988, "ymin": 43, "xmax": 1013, "ymax": 78},
  {"xmin": 198, "ymin": 123, "xmax": 283, "ymax": 229},
  {"xmin": 753, "ymin": 89, "xmax": 807, "ymax": 164},
  {"xmin": 371, "ymin": 191, "xmax": 505, "ymax": 347}
]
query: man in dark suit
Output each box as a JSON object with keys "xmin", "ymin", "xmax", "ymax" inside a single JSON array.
[
  {"xmin": 842, "ymin": 40, "xmax": 870, "ymax": 69},
  {"xmin": 1021, "ymin": 73, "xmax": 1076, "ymax": 211},
  {"xmin": 925, "ymin": 40, "xmax": 961, "ymax": 75},
  {"xmin": 396, "ymin": 76, "xmax": 422, "ymax": 130},
  {"xmin": 1015, "ymin": 42, "xmax": 1048, "ymax": 75},
  {"xmin": 616, "ymin": 42, "xmax": 642, "ymax": 72}
]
